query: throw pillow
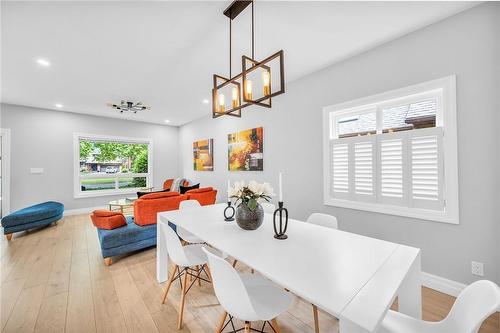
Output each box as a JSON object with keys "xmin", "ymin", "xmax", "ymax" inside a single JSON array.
[
  {"xmin": 91, "ymin": 210, "xmax": 127, "ymax": 230},
  {"xmin": 180, "ymin": 183, "xmax": 200, "ymax": 194},
  {"xmin": 137, "ymin": 189, "xmax": 169, "ymax": 198}
]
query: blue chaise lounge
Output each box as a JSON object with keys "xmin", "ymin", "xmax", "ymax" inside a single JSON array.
[{"xmin": 1, "ymin": 201, "xmax": 64, "ymax": 240}]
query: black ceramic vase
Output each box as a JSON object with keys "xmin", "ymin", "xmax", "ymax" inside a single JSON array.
[{"xmin": 236, "ymin": 203, "xmax": 264, "ymax": 230}]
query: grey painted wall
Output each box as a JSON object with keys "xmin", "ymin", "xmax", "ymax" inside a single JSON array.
[
  {"xmin": 179, "ymin": 4, "xmax": 500, "ymax": 285},
  {"xmin": 0, "ymin": 103, "xmax": 180, "ymax": 211}
]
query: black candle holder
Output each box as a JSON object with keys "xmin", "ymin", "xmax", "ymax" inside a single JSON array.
[
  {"xmin": 273, "ymin": 201, "xmax": 288, "ymax": 240},
  {"xmin": 224, "ymin": 201, "xmax": 235, "ymax": 222}
]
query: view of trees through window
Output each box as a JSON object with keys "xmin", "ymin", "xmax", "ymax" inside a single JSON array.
[{"xmin": 79, "ymin": 139, "xmax": 149, "ymax": 192}]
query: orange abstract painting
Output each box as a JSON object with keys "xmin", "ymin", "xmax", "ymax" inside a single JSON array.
[
  {"xmin": 193, "ymin": 139, "xmax": 214, "ymax": 171},
  {"xmin": 228, "ymin": 127, "xmax": 263, "ymax": 171}
]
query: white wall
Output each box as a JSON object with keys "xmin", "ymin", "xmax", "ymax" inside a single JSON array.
[
  {"xmin": 0, "ymin": 103, "xmax": 180, "ymax": 211},
  {"xmin": 179, "ymin": 4, "xmax": 500, "ymax": 285}
]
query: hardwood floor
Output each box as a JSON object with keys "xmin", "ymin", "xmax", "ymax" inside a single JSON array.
[{"xmin": 1, "ymin": 214, "xmax": 499, "ymax": 333}]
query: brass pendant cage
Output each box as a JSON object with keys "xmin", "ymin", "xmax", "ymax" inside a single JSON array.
[{"xmin": 212, "ymin": 0, "xmax": 285, "ymax": 118}]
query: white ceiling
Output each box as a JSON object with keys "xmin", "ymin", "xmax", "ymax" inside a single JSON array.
[{"xmin": 1, "ymin": 1, "xmax": 476, "ymax": 126}]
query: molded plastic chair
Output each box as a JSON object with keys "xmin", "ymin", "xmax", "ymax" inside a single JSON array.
[
  {"xmin": 203, "ymin": 248, "xmax": 292, "ymax": 333},
  {"xmin": 261, "ymin": 202, "xmax": 276, "ymax": 214},
  {"xmin": 178, "ymin": 200, "xmax": 203, "ymax": 244},
  {"xmin": 379, "ymin": 280, "xmax": 500, "ymax": 333},
  {"xmin": 306, "ymin": 213, "xmax": 338, "ymax": 230},
  {"xmin": 160, "ymin": 222, "xmax": 214, "ymax": 329},
  {"xmin": 306, "ymin": 212, "xmax": 339, "ymax": 333}
]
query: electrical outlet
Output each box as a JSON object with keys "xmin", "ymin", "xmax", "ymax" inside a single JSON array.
[{"xmin": 471, "ymin": 261, "xmax": 484, "ymax": 277}]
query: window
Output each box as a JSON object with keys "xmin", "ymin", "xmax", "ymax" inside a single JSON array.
[
  {"xmin": 323, "ymin": 76, "xmax": 459, "ymax": 224},
  {"xmin": 73, "ymin": 134, "xmax": 153, "ymax": 198}
]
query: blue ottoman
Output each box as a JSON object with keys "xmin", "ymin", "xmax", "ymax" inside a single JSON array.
[
  {"xmin": 1, "ymin": 201, "xmax": 64, "ymax": 240},
  {"xmin": 96, "ymin": 216, "xmax": 156, "ymax": 265}
]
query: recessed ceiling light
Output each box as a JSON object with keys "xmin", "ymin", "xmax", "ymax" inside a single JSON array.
[
  {"xmin": 164, "ymin": 119, "xmax": 171, "ymax": 123},
  {"xmin": 36, "ymin": 58, "xmax": 51, "ymax": 67},
  {"xmin": 202, "ymin": 99, "xmax": 209, "ymax": 104},
  {"xmin": 55, "ymin": 103, "xmax": 63, "ymax": 108}
]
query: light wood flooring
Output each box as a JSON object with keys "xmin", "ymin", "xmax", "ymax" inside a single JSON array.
[{"xmin": 1, "ymin": 214, "xmax": 499, "ymax": 333}]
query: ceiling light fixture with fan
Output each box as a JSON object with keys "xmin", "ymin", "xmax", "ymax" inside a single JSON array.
[
  {"xmin": 212, "ymin": 0, "xmax": 285, "ymax": 118},
  {"xmin": 107, "ymin": 100, "xmax": 151, "ymax": 113}
]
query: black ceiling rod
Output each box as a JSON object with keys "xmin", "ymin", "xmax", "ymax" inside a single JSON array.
[{"xmin": 251, "ymin": 0, "xmax": 254, "ymax": 59}]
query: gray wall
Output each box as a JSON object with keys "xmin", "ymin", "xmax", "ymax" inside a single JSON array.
[
  {"xmin": 0, "ymin": 103, "xmax": 180, "ymax": 211},
  {"xmin": 179, "ymin": 4, "xmax": 500, "ymax": 285}
]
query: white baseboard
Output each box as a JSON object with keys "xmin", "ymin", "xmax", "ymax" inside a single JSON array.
[
  {"xmin": 64, "ymin": 206, "xmax": 105, "ymax": 216},
  {"xmin": 421, "ymin": 272, "xmax": 466, "ymax": 297}
]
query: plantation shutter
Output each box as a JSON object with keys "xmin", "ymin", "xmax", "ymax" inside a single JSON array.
[
  {"xmin": 377, "ymin": 132, "xmax": 408, "ymax": 206},
  {"xmin": 330, "ymin": 140, "xmax": 350, "ymax": 199},
  {"xmin": 330, "ymin": 127, "xmax": 444, "ymax": 212},
  {"xmin": 409, "ymin": 127, "xmax": 444, "ymax": 210},
  {"xmin": 352, "ymin": 136, "xmax": 376, "ymax": 202}
]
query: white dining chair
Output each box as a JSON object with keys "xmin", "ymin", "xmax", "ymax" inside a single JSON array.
[
  {"xmin": 177, "ymin": 199, "xmax": 204, "ymax": 244},
  {"xmin": 261, "ymin": 202, "xmax": 276, "ymax": 214},
  {"xmin": 160, "ymin": 223, "xmax": 215, "ymax": 329},
  {"xmin": 203, "ymin": 247, "xmax": 292, "ymax": 333},
  {"xmin": 306, "ymin": 213, "xmax": 338, "ymax": 230},
  {"xmin": 306, "ymin": 212, "xmax": 339, "ymax": 333},
  {"xmin": 379, "ymin": 280, "xmax": 500, "ymax": 333}
]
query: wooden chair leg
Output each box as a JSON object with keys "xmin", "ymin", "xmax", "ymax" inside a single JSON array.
[
  {"xmin": 104, "ymin": 258, "xmax": 112, "ymax": 266},
  {"xmin": 5, "ymin": 233, "xmax": 12, "ymax": 241},
  {"xmin": 177, "ymin": 268, "xmax": 189, "ymax": 329},
  {"xmin": 215, "ymin": 311, "xmax": 228, "ymax": 333},
  {"xmin": 244, "ymin": 321, "xmax": 251, "ymax": 333},
  {"xmin": 196, "ymin": 265, "xmax": 201, "ymax": 286},
  {"xmin": 232, "ymin": 259, "xmax": 238, "ymax": 267},
  {"xmin": 312, "ymin": 304, "xmax": 320, "ymax": 333},
  {"xmin": 251, "ymin": 269, "xmax": 254, "ymax": 274},
  {"xmin": 204, "ymin": 264, "xmax": 213, "ymax": 282},
  {"xmin": 271, "ymin": 318, "xmax": 281, "ymax": 333},
  {"xmin": 161, "ymin": 264, "xmax": 178, "ymax": 304}
]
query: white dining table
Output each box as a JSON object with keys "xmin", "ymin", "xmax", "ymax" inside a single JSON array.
[{"xmin": 157, "ymin": 203, "xmax": 421, "ymax": 333}]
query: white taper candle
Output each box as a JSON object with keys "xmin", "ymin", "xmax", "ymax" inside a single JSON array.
[
  {"xmin": 227, "ymin": 180, "xmax": 231, "ymax": 202},
  {"xmin": 279, "ymin": 172, "xmax": 283, "ymax": 202}
]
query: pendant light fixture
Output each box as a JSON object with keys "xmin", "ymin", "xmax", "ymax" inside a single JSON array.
[{"xmin": 212, "ymin": 0, "xmax": 285, "ymax": 118}]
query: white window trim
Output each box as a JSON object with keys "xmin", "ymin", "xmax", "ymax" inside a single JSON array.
[
  {"xmin": 1, "ymin": 128, "xmax": 11, "ymax": 216},
  {"xmin": 322, "ymin": 75, "xmax": 459, "ymax": 224},
  {"xmin": 73, "ymin": 133, "xmax": 154, "ymax": 199}
]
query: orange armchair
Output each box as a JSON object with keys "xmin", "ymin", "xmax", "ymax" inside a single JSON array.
[
  {"xmin": 186, "ymin": 187, "xmax": 218, "ymax": 206},
  {"xmin": 134, "ymin": 192, "xmax": 188, "ymax": 226}
]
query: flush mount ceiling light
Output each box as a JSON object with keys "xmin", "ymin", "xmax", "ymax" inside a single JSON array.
[
  {"xmin": 54, "ymin": 103, "xmax": 63, "ymax": 108},
  {"xmin": 212, "ymin": 0, "xmax": 285, "ymax": 118},
  {"xmin": 107, "ymin": 100, "xmax": 151, "ymax": 113},
  {"xmin": 36, "ymin": 58, "xmax": 51, "ymax": 67}
]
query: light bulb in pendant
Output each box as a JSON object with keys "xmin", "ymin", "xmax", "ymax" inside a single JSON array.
[
  {"xmin": 262, "ymin": 71, "xmax": 270, "ymax": 96},
  {"xmin": 245, "ymin": 80, "xmax": 253, "ymax": 100},
  {"xmin": 218, "ymin": 93, "xmax": 225, "ymax": 113},
  {"xmin": 232, "ymin": 87, "xmax": 239, "ymax": 108}
]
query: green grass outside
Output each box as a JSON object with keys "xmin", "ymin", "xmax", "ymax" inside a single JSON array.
[{"xmin": 81, "ymin": 178, "xmax": 133, "ymax": 185}]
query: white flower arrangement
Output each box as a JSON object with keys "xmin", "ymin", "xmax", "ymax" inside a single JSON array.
[{"xmin": 229, "ymin": 180, "xmax": 275, "ymax": 211}]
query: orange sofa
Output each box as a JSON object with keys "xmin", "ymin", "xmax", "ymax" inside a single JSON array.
[
  {"xmin": 186, "ymin": 187, "xmax": 218, "ymax": 206},
  {"xmin": 134, "ymin": 191, "xmax": 188, "ymax": 226}
]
